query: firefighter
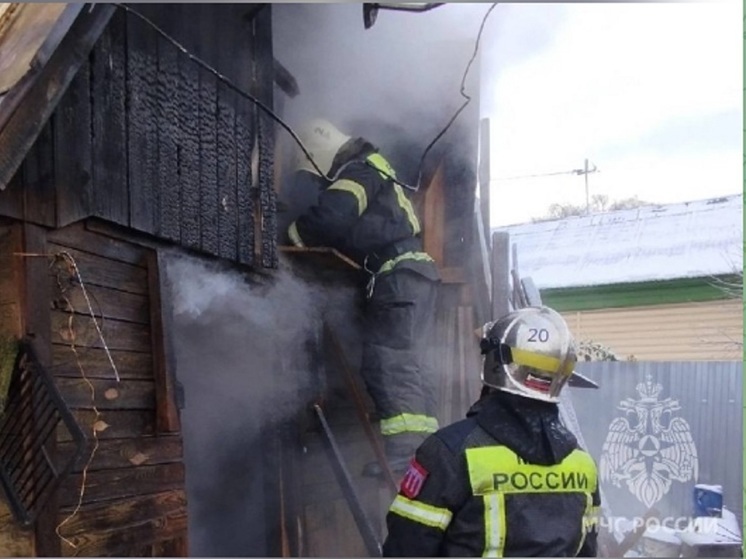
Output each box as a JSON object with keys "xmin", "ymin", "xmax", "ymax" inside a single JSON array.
[
  {"xmin": 286, "ymin": 118, "xmax": 441, "ymax": 477},
  {"xmin": 382, "ymin": 306, "xmax": 600, "ymax": 557}
]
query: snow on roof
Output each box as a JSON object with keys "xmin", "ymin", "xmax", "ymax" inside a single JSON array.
[{"xmin": 493, "ymin": 194, "xmax": 743, "ymax": 289}]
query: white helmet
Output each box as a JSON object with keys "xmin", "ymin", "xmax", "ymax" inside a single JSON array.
[
  {"xmin": 292, "ymin": 118, "xmax": 352, "ymax": 177},
  {"xmin": 480, "ymin": 306, "xmax": 578, "ymax": 403}
]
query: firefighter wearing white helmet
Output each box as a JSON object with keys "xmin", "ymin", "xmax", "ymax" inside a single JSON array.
[
  {"xmin": 383, "ymin": 306, "xmax": 600, "ymax": 558},
  {"xmin": 291, "ymin": 118, "xmax": 352, "ymax": 177},
  {"xmin": 480, "ymin": 305, "xmax": 579, "ymax": 402},
  {"xmin": 283, "ymin": 118, "xmax": 441, "ymax": 479}
]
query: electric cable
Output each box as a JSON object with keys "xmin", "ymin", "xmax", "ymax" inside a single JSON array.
[
  {"xmin": 410, "ymin": 2, "xmax": 497, "ymax": 192},
  {"xmin": 116, "ymin": 2, "xmax": 497, "ymax": 193}
]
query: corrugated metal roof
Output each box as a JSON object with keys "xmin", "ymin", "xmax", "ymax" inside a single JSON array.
[{"xmin": 494, "ymin": 194, "xmax": 743, "ymax": 289}]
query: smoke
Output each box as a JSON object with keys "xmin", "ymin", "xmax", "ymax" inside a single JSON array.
[
  {"xmin": 272, "ymin": 3, "xmax": 493, "ymax": 183},
  {"xmin": 163, "ymin": 252, "xmax": 355, "ymax": 556}
]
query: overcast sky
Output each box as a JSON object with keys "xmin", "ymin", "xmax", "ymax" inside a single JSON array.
[{"xmin": 476, "ymin": 2, "xmax": 742, "ymax": 226}]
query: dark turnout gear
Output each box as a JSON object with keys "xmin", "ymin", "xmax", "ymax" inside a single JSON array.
[
  {"xmin": 287, "ymin": 125, "xmax": 440, "ymax": 471},
  {"xmin": 362, "ymin": 268, "xmax": 439, "ymax": 470},
  {"xmin": 383, "ymin": 390, "xmax": 600, "ymax": 557},
  {"xmin": 384, "ymin": 308, "xmax": 600, "ymax": 556}
]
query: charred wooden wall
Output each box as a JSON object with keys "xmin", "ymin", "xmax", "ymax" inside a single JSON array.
[
  {"xmin": 0, "ymin": 221, "xmax": 186, "ymax": 556},
  {"xmin": 0, "ymin": 4, "xmax": 277, "ymax": 269}
]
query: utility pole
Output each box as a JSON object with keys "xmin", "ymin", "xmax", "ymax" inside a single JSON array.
[{"xmin": 573, "ymin": 159, "xmax": 599, "ymax": 214}]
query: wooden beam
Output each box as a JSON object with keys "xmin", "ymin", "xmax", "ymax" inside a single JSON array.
[
  {"xmin": 422, "ymin": 162, "xmax": 445, "ymax": 266},
  {"xmin": 147, "ymin": 250, "xmax": 181, "ymax": 434},
  {"xmin": 0, "ymin": 4, "xmax": 116, "ymax": 191},
  {"xmin": 478, "ymin": 118, "xmax": 491, "ymax": 247},
  {"xmin": 490, "ymin": 231, "xmax": 511, "ymax": 321},
  {"xmin": 0, "ymin": 4, "xmax": 82, "ymax": 126},
  {"xmin": 279, "ymin": 246, "xmax": 361, "ymax": 271},
  {"xmin": 18, "ymin": 223, "xmax": 58, "ymax": 556}
]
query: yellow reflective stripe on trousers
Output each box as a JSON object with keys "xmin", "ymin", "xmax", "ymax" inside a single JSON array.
[
  {"xmin": 288, "ymin": 222, "xmax": 304, "ymax": 247},
  {"xmin": 366, "ymin": 153, "xmax": 420, "ymax": 234},
  {"xmin": 380, "ymin": 413, "xmax": 439, "ymax": 435},
  {"xmin": 575, "ymin": 493, "xmax": 594, "ymax": 555},
  {"xmin": 389, "ymin": 495, "xmax": 452, "ymax": 530},
  {"xmin": 327, "ymin": 179, "xmax": 368, "ymax": 215},
  {"xmin": 466, "ymin": 446, "xmax": 597, "ymax": 495},
  {"xmin": 483, "ymin": 492, "xmax": 506, "ymax": 557},
  {"xmin": 378, "ymin": 251, "xmax": 434, "ymax": 275}
]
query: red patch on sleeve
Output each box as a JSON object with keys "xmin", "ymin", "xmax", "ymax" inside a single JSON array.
[{"xmin": 399, "ymin": 458, "xmax": 429, "ymax": 499}]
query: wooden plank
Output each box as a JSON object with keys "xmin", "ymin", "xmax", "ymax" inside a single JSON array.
[
  {"xmin": 58, "ymin": 436, "xmax": 182, "ymax": 472},
  {"xmin": 58, "ymin": 462, "xmax": 185, "ymax": 507},
  {"xmin": 0, "ymin": 225, "xmax": 21, "ymax": 332},
  {"xmin": 0, "ymin": 226, "xmax": 31, "ymax": 555},
  {"xmin": 126, "ymin": 13, "xmax": 160, "ymax": 235},
  {"xmin": 147, "ymin": 251, "xmax": 180, "ymax": 433},
  {"xmin": 50, "ymin": 280, "xmax": 149, "ymax": 325},
  {"xmin": 51, "ymin": 345, "xmax": 153, "ymax": 380},
  {"xmin": 50, "ymin": 282, "xmax": 150, "ymax": 324},
  {"xmin": 0, "ymin": 160, "xmax": 24, "ymax": 219},
  {"xmin": 491, "ymin": 231, "xmax": 511, "ymax": 321},
  {"xmin": 18, "ymin": 223, "xmax": 59, "ymax": 556},
  {"xmin": 58, "ymin": 409, "xmax": 155, "ymax": 442},
  {"xmin": 47, "ymin": 243, "xmax": 149, "ymax": 295},
  {"xmin": 48, "ymin": 223, "xmax": 147, "ymax": 267},
  {"xmin": 478, "ymin": 118, "xmax": 491, "ymax": 247},
  {"xmin": 198, "ymin": 68, "xmax": 219, "ymax": 256},
  {"xmin": 176, "ymin": 30, "xmax": 201, "ymax": 251},
  {"xmin": 90, "ymin": 10, "xmax": 129, "ymax": 226},
  {"xmin": 50, "ymin": 310, "xmax": 151, "ymax": 353},
  {"xmin": 216, "ymin": 83, "xmax": 238, "ymax": 262},
  {"xmin": 0, "ymin": 4, "xmax": 115, "ymax": 191},
  {"xmin": 234, "ymin": 10, "xmax": 255, "ymax": 267},
  {"xmin": 254, "ymin": 6, "xmax": 276, "ymax": 268},
  {"xmin": 0, "ymin": 4, "xmax": 81, "ymax": 122},
  {"xmin": 423, "ymin": 162, "xmax": 446, "ymax": 266},
  {"xmin": 54, "ymin": 62, "xmax": 93, "ymax": 227},
  {"xmin": 22, "ymin": 120, "xmax": 57, "ymax": 226},
  {"xmin": 57, "ymin": 378, "xmax": 155, "ymax": 410},
  {"xmin": 61, "ymin": 507, "xmax": 187, "ymax": 557},
  {"xmin": 156, "ymin": 35, "xmax": 181, "ymax": 243}
]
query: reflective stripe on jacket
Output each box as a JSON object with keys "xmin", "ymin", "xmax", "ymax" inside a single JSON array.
[
  {"xmin": 291, "ymin": 152, "xmax": 436, "ymax": 278},
  {"xmin": 383, "ymin": 413, "xmax": 601, "ymax": 557}
]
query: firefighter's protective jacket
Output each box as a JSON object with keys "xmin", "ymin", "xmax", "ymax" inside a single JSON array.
[
  {"xmin": 383, "ymin": 390, "xmax": 600, "ymax": 557},
  {"xmin": 288, "ymin": 149, "xmax": 438, "ymax": 282}
]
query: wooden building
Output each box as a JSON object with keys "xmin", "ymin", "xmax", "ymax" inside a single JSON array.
[
  {"xmin": 494, "ymin": 195, "xmax": 743, "ymax": 361},
  {"xmin": 0, "ymin": 3, "xmax": 493, "ymax": 557}
]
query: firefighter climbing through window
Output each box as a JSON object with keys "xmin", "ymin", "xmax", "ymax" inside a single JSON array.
[
  {"xmin": 382, "ymin": 306, "xmax": 601, "ymax": 557},
  {"xmin": 285, "ymin": 118, "xmax": 441, "ymax": 478}
]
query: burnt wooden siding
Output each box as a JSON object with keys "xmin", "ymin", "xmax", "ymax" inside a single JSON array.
[
  {"xmin": 0, "ymin": 4, "xmax": 276, "ymax": 269},
  {"xmin": 0, "ymin": 221, "xmax": 187, "ymax": 557}
]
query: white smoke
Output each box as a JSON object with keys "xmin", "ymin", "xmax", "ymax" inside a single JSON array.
[{"xmin": 163, "ymin": 251, "xmax": 358, "ymax": 556}]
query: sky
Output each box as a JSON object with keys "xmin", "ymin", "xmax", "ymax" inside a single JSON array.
[
  {"xmin": 272, "ymin": 3, "xmax": 742, "ymax": 228},
  {"xmin": 477, "ymin": 2, "xmax": 743, "ymax": 226}
]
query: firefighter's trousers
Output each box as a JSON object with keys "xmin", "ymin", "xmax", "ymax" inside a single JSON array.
[{"xmin": 360, "ymin": 268, "xmax": 439, "ymax": 469}]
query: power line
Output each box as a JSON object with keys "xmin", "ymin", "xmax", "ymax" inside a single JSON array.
[
  {"xmin": 491, "ymin": 169, "xmax": 579, "ymax": 181},
  {"xmin": 491, "ymin": 159, "xmax": 600, "ymax": 214}
]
